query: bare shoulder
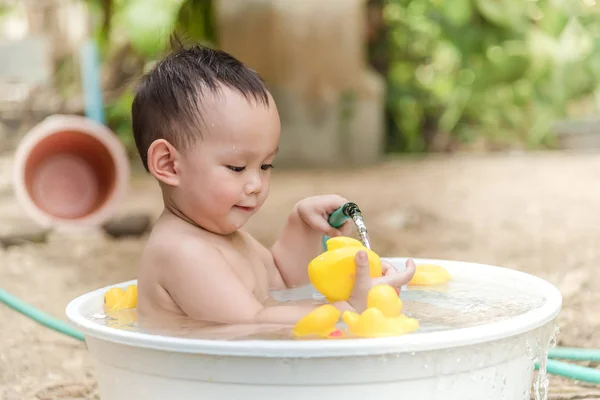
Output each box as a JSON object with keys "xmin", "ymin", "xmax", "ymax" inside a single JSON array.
[
  {"xmin": 137, "ymin": 214, "xmax": 226, "ymax": 317},
  {"xmin": 141, "ymin": 217, "xmax": 224, "ymax": 279},
  {"xmin": 139, "ymin": 219, "xmax": 240, "ymax": 320}
]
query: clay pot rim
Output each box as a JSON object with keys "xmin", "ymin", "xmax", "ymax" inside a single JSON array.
[{"xmin": 12, "ymin": 114, "xmax": 130, "ymax": 232}]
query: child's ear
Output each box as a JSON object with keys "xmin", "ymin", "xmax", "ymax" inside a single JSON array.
[{"xmin": 147, "ymin": 139, "xmax": 180, "ymax": 186}]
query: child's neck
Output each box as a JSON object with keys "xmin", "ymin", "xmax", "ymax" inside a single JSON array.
[{"xmin": 161, "ymin": 205, "xmax": 240, "ymax": 240}]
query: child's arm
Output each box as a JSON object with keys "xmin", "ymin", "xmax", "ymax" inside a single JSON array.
[
  {"xmin": 270, "ymin": 195, "xmax": 352, "ymax": 288},
  {"xmin": 161, "ymin": 239, "xmax": 354, "ymax": 325}
]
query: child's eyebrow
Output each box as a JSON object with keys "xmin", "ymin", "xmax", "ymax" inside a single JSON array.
[{"xmin": 225, "ymin": 146, "xmax": 279, "ymax": 157}]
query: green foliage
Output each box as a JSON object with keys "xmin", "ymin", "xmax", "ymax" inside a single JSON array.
[
  {"xmin": 175, "ymin": 0, "xmax": 218, "ymax": 46},
  {"xmin": 90, "ymin": 0, "xmax": 600, "ymax": 153},
  {"xmin": 111, "ymin": 0, "xmax": 186, "ymax": 58},
  {"xmin": 105, "ymin": 91, "xmax": 136, "ymax": 156},
  {"xmin": 383, "ymin": 0, "xmax": 600, "ymax": 151},
  {"xmin": 86, "ymin": 0, "xmax": 216, "ymax": 150},
  {"xmin": 86, "ymin": 0, "xmax": 216, "ymax": 56}
]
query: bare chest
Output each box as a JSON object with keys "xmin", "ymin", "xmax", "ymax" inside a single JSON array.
[{"xmin": 219, "ymin": 239, "xmax": 270, "ymax": 302}]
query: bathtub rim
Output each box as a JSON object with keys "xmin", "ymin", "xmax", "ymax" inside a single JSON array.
[{"xmin": 65, "ymin": 257, "xmax": 562, "ymax": 358}]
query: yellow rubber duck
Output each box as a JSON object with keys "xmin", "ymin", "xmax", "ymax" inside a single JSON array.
[
  {"xmin": 342, "ymin": 285, "xmax": 419, "ymax": 338},
  {"xmin": 409, "ymin": 264, "xmax": 451, "ymax": 286},
  {"xmin": 104, "ymin": 284, "xmax": 138, "ymax": 311},
  {"xmin": 292, "ymin": 304, "xmax": 344, "ymax": 338},
  {"xmin": 308, "ymin": 237, "xmax": 382, "ymax": 302},
  {"xmin": 106, "ymin": 308, "xmax": 138, "ymax": 330}
]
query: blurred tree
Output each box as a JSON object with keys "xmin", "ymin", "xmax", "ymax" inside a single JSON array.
[
  {"xmin": 70, "ymin": 0, "xmax": 600, "ymax": 155},
  {"xmin": 82, "ymin": 0, "xmax": 216, "ymax": 155},
  {"xmin": 382, "ymin": 0, "xmax": 600, "ymax": 152}
]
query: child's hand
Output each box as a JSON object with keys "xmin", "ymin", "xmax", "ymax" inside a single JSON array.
[
  {"xmin": 271, "ymin": 195, "xmax": 356, "ymax": 288},
  {"xmin": 295, "ymin": 195, "xmax": 354, "ymax": 237},
  {"xmin": 348, "ymin": 251, "xmax": 416, "ymax": 312},
  {"xmin": 373, "ymin": 259, "xmax": 416, "ymax": 287}
]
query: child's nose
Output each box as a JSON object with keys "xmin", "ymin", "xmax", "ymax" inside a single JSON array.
[{"xmin": 244, "ymin": 173, "xmax": 263, "ymax": 194}]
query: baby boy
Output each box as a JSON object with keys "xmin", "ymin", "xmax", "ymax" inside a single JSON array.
[{"xmin": 133, "ymin": 41, "xmax": 416, "ymax": 327}]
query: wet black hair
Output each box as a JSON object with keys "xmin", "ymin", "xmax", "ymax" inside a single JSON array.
[{"xmin": 131, "ymin": 36, "xmax": 270, "ymax": 171}]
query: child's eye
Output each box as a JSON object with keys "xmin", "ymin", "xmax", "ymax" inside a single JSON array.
[
  {"xmin": 261, "ymin": 164, "xmax": 274, "ymax": 170},
  {"xmin": 227, "ymin": 165, "xmax": 246, "ymax": 172}
]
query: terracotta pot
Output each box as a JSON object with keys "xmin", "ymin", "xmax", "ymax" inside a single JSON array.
[{"xmin": 13, "ymin": 115, "xmax": 130, "ymax": 231}]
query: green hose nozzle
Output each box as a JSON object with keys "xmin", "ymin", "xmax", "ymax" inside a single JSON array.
[
  {"xmin": 327, "ymin": 202, "xmax": 358, "ymax": 228},
  {"xmin": 322, "ymin": 202, "xmax": 369, "ymax": 250}
]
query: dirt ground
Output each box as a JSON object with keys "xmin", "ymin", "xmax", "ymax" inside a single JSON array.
[{"xmin": 1, "ymin": 151, "xmax": 600, "ymax": 399}]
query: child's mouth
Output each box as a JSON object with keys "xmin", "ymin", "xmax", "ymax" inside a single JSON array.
[{"xmin": 235, "ymin": 205, "xmax": 255, "ymax": 212}]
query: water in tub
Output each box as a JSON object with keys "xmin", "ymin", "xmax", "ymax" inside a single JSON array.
[
  {"xmin": 91, "ymin": 267, "xmax": 547, "ymax": 336},
  {"xmin": 87, "ymin": 262, "xmax": 557, "ymax": 399}
]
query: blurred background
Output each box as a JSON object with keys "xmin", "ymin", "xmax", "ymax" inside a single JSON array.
[
  {"xmin": 3, "ymin": 0, "xmax": 600, "ymax": 158},
  {"xmin": 1, "ymin": 0, "xmax": 600, "ymax": 399}
]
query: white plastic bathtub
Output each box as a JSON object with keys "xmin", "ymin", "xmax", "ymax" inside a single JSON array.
[{"xmin": 66, "ymin": 258, "xmax": 562, "ymax": 400}]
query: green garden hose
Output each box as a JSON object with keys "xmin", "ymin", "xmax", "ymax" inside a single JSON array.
[
  {"xmin": 537, "ymin": 348, "xmax": 600, "ymax": 383},
  {"xmin": 0, "ymin": 288, "xmax": 85, "ymax": 342},
  {"xmin": 542, "ymin": 359, "xmax": 600, "ymax": 382},
  {"xmin": 548, "ymin": 347, "xmax": 600, "ymax": 362}
]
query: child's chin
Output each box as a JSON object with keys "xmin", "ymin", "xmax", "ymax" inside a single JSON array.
[{"xmin": 225, "ymin": 213, "xmax": 254, "ymax": 232}]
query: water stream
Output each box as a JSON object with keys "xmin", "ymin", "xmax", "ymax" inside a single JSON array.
[{"xmin": 530, "ymin": 323, "xmax": 560, "ymax": 400}]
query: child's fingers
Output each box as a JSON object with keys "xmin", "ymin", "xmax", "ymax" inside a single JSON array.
[
  {"xmin": 381, "ymin": 260, "xmax": 396, "ymax": 276},
  {"xmin": 321, "ymin": 194, "xmax": 350, "ymax": 214},
  {"xmin": 303, "ymin": 213, "xmax": 340, "ymax": 236},
  {"xmin": 339, "ymin": 220, "xmax": 354, "ymax": 236},
  {"xmin": 298, "ymin": 195, "xmax": 350, "ymax": 236},
  {"xmin": 349, "ymin": 250, "xmax": 372, "ymax": 311},
  {"xmin": 354, "ymin": 251, "xmax": 371, "ymax": 282},
  {"xmin": 404, "ymin": 258, "xmax": 417, "ymax": 280},
  {"xmin": 373, "ymin": 259, "xmax": 416, "ymax": 288}
]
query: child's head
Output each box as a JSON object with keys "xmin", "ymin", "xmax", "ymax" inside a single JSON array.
[{"xmin": 132, "ymin": 41, "xmax": 280, "ymax": 235}]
